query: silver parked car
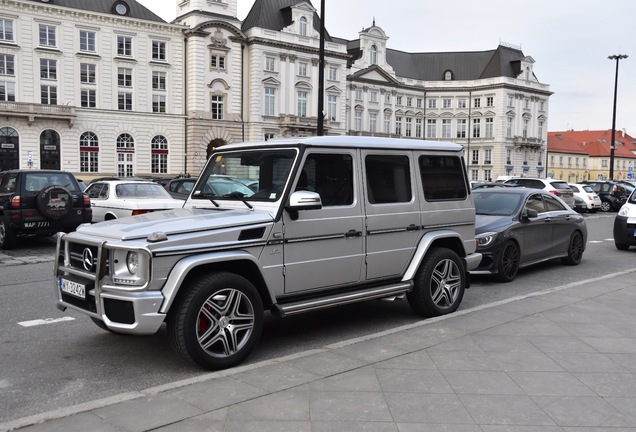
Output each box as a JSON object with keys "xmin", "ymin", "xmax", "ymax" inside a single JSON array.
[{"xmin": 54, "ymin": 136, "xmax": 481, "ymax": 370}]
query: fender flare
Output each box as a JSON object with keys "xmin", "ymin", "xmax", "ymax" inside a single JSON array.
[
  {"xmin": 402, "ymin": 230, "xmax": 464, "ymax": 282},
  {"xmin": 159, "ymin": 250, "xmax": 270, "ymax": 314}
]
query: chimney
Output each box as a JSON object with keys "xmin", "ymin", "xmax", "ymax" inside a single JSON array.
[{"xmin": 622, "ymin": 128, "xmax": 626, "ymax": 137}]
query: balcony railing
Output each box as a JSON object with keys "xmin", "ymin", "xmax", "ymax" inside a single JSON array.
[
  {"xmin": 0, "ymin": 101, "xmax": 76, "ymax": 127},
  {"xmin": 512, "ymin": 136, "xmax": 543, "ymax": 149}
]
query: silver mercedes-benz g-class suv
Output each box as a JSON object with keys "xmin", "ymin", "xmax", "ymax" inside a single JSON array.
[{"xmin": 54, "ymin": 136, "xmax": 481, "ymax": 370}]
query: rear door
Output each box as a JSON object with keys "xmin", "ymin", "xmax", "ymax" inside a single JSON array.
[
  {"xmin": 362, "ymin": 150, "xmax": 420, "ymax": 280},
  {"xmin": 542, "ymin": 194, "xmax": 576, "ymax": 255}
]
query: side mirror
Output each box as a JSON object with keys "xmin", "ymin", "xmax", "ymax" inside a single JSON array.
[
  {"xmin": 286, "ymin": 191, "xmax": 322, "ymax": 220},
  {"xmin": 523, "ymin": 208, "xmax": 538, "ymax": 219}
]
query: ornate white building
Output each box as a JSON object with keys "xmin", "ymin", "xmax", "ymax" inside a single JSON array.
[
  {"xmin": 0, "ymin": 0, "xmax": 185, "ymax": 178},
  {"xmin": 0, "ymin": 0, "xmax": 552, "ymax": 181}
]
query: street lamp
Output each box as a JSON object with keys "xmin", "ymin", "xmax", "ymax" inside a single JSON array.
[{"xmin": 608, "ymin": 54, "xmax": 628, "ymax": 180}]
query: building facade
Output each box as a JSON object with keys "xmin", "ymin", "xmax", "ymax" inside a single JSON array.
[
  {"xmin": 548, "ymin": 130, "xmax": 636, "ymax": 182},
  {"xmin": 1, "ymin": 0, "xmax": 553, "ymax": 180},
  {"xmin": 0, "ymin": 0, "xmax": 186, "ymax": 179}
]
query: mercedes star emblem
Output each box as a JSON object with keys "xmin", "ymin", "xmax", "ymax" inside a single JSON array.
[{"xmin": 82, "ymin": 248, "xmax": 94, "ymax": 271}]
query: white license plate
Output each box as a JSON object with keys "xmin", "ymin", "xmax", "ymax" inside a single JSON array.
[
  {"xmin": 60, "ymin": 278, "xmax": 86, "ymax": 299},
  {"xmin": 24, "ymin": 221, "xmax": 50, "ymax": 228}
]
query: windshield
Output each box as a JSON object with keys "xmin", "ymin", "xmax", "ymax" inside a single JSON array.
[
  {"xmin": 474, "ymin": 191, "xmax": 523, "ymax": 216},
  {"xmin": 24, "ymin": 172, "xmax": 81, "ymax": 192},
  {"xmin": 192, "ymin": 148, "xmax": 297, "ymax": 201}
]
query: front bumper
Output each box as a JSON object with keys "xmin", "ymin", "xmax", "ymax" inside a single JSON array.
[
  {"xmin": 613, "ymin": 216, "xmax": 636, "ymax": 246},
  {"xmin": 54, "ymin": 233, "xmax": 166, "ymax": 335}
]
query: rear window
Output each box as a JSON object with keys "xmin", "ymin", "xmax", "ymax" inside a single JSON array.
[
  {"xmin": 550, "ymin": 181, "xmax": 571, "ymax": 190},
  {"xmin": 23, "ymin": 172, "xmax": 80, "ymax": 192},
  {"xmin": 419, "ymin": 155, "xmax": 467, "ymax": 201}
]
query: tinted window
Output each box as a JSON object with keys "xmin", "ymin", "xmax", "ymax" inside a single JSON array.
[
  {"xmin": 0, "ymin": 173, "xmax": 16, "ymax": 193},
  {"xmin": 550, "ymin": 181, "xmax": 571, "ymax": 190},
  {"xmin": 419, "ymin": 155, "xmax": 467, "ymax": 201},
  {"xmin": 544, "ymin": 195, "xmax": 566, "ymax": 211},
  {"xmin": 474, "ymin": 191, "xmax": 522, "ymax": 216},
  {"xmin": 525, "ymin": 194, "xmax": 546, "ymax": 213},
  {"xmin": 23, "ymin": 172, "xmax": 80, "ymax": 192},
  {"xmin": 569, "ymin": 185, "xmax": 580, "ymax": 193},
  {"xmin": 366, "ymin": 154, "xmax": 411, "ymax": 204},
  {"xmin": 299, "ymin": 153, "xmax": 353, "ymax": 207}
]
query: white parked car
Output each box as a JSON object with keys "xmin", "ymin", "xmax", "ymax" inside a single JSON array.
[
  {"xmin": 568, "ymin": 183, "xmax": 602, "ymax": 212},
  {"xmin": 84, "ymin": 180, "xmax": 183, "ymax": 222},
  {"xmin": 503, "ymin": 177, "xmax": 575, "ymax": 208}
]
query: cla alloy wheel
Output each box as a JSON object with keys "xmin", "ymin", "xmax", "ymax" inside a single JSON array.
[
  {"xmin": 407, "ymin": 247, "xmax": 465, "ymax": 317},
  {"xmin": 168, "ymin": 272, "xmax": 263, "ymax": 370},
  {"xmin": 496, "ymin": 240, "xmax": 520, "ymax": 282},
  {"xmin": 562, "ymin": 231, "xmax": 584, "ymax": 265}
]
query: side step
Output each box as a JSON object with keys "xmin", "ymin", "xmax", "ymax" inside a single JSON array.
[{"xmin": 272, "ymin": 282, "xmax": 413, "ymax": 317}]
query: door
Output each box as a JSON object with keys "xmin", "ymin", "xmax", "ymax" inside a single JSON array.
[
  {"xmin": 362, "ymin": 150, "xmax": 421, "ymax": 280},
  {"xmin": 520, "ymin": 193, "xmax": 553, "ymax": 263},
  {"xmin": 85, "ymin": 183, "xmax": 109, "ymax": 221},
  {"xmin": 542, "ymin": 194, "xmax": 576, "ymax": 255},
  {"xmin": 283, "ymin": 150, "xmax": 364, "ymax": 293}
]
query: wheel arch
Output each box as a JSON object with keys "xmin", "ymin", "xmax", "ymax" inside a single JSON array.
[
  {"xmin": 160, "ymin": 252, "xmax": 273, "ymax": 315},
  {"xmin": 402, "ymin": 230, "xmax": 467, "ymax": 282}
]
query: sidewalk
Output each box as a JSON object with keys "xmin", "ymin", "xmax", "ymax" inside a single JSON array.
[{"xmin": 5, "ymin": 270, "xmax": 636, "ymax": 432}]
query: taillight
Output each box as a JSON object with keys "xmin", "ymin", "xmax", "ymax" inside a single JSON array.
[
  {"xmin": 131, "ymin": 209, "xmax": 152, "ymax": 216},
  {"xmin": 82, "ymin": 194, "xmax": 90, "ymax": 206},
  {"xmin": 10, "ymin": 195, "xmax": 20, "ymax": 207},
  {"xmin": 587, "ymin": 194, "xmax": 594, "ymax": 201},
  {"xmin": 549, "ymin": 190, "xmax": 558, "ymax": 195}
]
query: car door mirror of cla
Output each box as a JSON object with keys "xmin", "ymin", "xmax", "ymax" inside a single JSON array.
[
  {"xmin": 522, "ymin": 208, "xmax": 539, "ymax": 219},
  {"xmin": 286, "ymin": 191, "xmax": 322, "ymax": 220}
]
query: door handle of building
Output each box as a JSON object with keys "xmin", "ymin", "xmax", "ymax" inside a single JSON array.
[{"xmin": 345, "ymin": 229, "xmax": 362, "ymax": 238}]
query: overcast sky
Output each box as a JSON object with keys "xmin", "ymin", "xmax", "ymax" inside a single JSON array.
[{"xmin": 138, "ymin": 0, "xmax": 636, "ymax": 136}]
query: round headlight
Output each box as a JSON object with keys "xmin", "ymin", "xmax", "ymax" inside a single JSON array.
[{"xmin": 126, "ymin": 251, "xmax": 139, "ymax": 274}]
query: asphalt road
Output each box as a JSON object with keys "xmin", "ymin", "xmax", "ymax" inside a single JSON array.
[{"xmin": 0, "ymin": 212, "xmax": 632, "ymax": 424}]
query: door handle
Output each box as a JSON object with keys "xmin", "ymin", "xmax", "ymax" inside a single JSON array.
[
  {"xmin": 544, "ymin": 218, "xmax": 551, "ymax": 222},
  {"xmin": 406, "ymin": 224, "xmax": 420, "ymax": 231},
  {"xmin": 345, "ymin": 229, "xmax": 362, "ymax": 238}
]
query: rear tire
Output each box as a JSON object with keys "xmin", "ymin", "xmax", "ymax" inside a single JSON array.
[
  {"xmin": 0, "ymin": 218, "xmax": 17, "ymax": 250},
  {"xmin": 600, "ymin": 201, "xmax": 611, "ymax": 212},
  {"xmin": 562, "ymin": 231, "xmax": 584, "ymax": 265},
  {"xmin": 167, "ymin": 272, "xmax": 263, "ymax": 370},
  {"xmin": 407, "ymin": 248, "xmax": 465, "ymax": 317}
]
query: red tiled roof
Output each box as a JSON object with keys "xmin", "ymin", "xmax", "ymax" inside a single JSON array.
[{"xmin": 548, "ymin": 130, "xmax": 636, "ymax": 159}]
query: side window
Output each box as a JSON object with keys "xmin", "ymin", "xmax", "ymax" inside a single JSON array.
[
  {"xmin": 365, "ymin": 154, "xmax": 411, "ymax": 204},
  {"xmin": 86, "ymin": 184, "xmax": 103, "ymax": 199},
  {"xmin": 0, "ymin": 174, "xmax": 8, "ymax": 192},
  {"xmin": 544, "ymin": 195, "xmax": 566, "ymax": 211},
  {"xmin": 419, "ymin": 155, "xmax": 467, "ymax": 201},
  {"xmin": 525, "ymin": 194, "xmax": 546, "ymax": 213},
  {"xmin": 298, "ymin": 153, "xmax": 353, "ymax": 207}
]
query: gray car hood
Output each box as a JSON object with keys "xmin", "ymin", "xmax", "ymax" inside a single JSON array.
[{"xmin": 77, "ymin": 208, "xmax": 274, "ymax": 240}]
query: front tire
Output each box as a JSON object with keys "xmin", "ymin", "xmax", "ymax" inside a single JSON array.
[
  {"xmin": 407, "ymin": 248, "xmax": 465, "ymax": 317},
  {"xmin": 0, "ymin": 218, "xmax": 17, "ymax": 250},
  {"xmin": 615, "ymin": 241, "xmax": 630, "ymax": 251},
  {"xmin": 168, "ymin": 272, "xmax": 263, "ymax": 370},
  {"xmin": 562, "ymin": 231, "xmax": 584, "ymax": 265},
  {"xmin": 495, "ymin": 240, "xmax": 520, "ymax": 282}
]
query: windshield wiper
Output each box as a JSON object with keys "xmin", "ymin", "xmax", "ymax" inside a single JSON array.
[
  {"xmin": 222, "ymin": 193, "xmax": 253, "ymax": 210},
  {"xmin": 192, "ymin": 193, "xmax": 220, "ymax": 207}
]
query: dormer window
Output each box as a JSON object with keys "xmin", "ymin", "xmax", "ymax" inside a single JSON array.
[
  {"xmin": 444, "ymin": 70, "xmax": 452, "ymax": 81},
  {"xmin": 299, "ymin": 16, "xmax": 307, "ymax": 36},
  {"xmin": 370, "ymin": 45, "xmax": 377, "ymax": 64},
  {"xmin": 113, "ymin": 1, "xmax": 130, "ymax": 16}
]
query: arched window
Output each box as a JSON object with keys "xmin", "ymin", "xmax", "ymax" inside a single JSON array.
[
  {"xmin": 79, "ymin": 131, "xmax": 99, "ymax": 173},
  {"xmin": 151, "ymin": 135, "xmax": 168, "ymax": 174},
  {"xmin": 370, "ymin": 44, "xmax": 377, "ymax": 64},
  {"xmin": 116, "ymin": 133, "xmax": 134, "ymax": 177},
  {"xmin": 299, "ymin": 16, "xmax": 307, "ymax": 36},
  {"xmin": 0, "ymin": 127, "xmax": 19, "ymax": 171},
  {"xmin": 40, "ymin": 129, "xmax": 60, "ymax": 170},
  {"xmin": 444, "ymin": 70, "xmax": 452, "ymax": 81}
]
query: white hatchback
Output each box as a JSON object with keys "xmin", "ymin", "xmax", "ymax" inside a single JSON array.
[{"xmin": 568, "ymin": 183, "xmax": 602, "ymax": 212}]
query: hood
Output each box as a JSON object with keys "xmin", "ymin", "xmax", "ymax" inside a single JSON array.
[
  {"xmin": 77, "ymin": 208, "xmax": 274, "ymax": 240},
  {"xmin": 475, "ymin": 214, "xmax": 513, "ymax": 233}
]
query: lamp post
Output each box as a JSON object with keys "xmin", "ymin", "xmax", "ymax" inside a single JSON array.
[
  {"xmin": 317, "ymin": 0, "xmax": 325, "ymax": 136},
  {"xmin": 608, "ymin": 54, "xmax": 628, "ymax": 180}
]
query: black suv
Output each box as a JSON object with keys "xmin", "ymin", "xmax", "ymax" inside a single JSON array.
[
  {"xmin": 0, "ymin": 170, "xmax": 92, "ymax": 249},
  {"xmin": 582, "ymin": 180, "xmax": 629, "ymax": 212}
]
